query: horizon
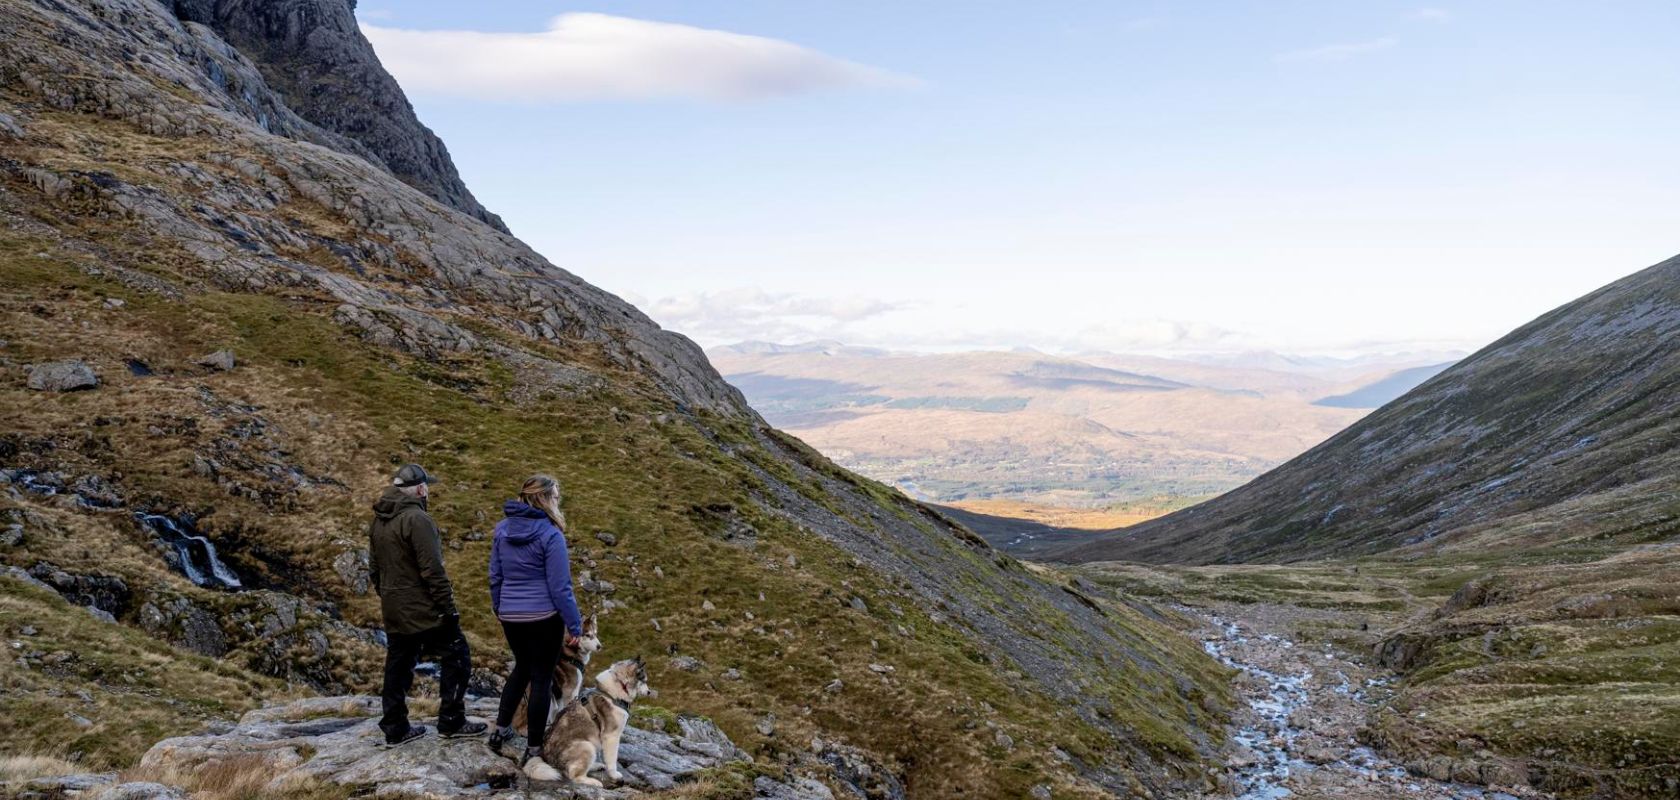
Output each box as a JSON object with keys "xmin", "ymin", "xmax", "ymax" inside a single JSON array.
[
  {"xmin": 704, "ymin": 336, "xmax": 1470, "ymax": 365},
  {"xmin": 359, "ymin": 1, "xmax": 1680, "ymax": 358}
]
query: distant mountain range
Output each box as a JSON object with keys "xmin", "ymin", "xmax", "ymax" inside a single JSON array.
[
  {"xmin": 1312, "ymin": 361, "xmax": 1456, "ymax": 409},
  {"xmin": 709, "ymin": 344, "xmax": 1459, "ymax": 509}
]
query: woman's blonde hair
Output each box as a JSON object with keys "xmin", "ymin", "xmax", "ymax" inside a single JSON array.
[{"xmin": 519, "ymin": 474, "xmax": 565, "ymax": 529}]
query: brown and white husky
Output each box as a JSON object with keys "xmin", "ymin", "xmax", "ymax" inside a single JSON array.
[
  {"xmin": 509, "ymin": 614, "xmax": 600, "ymax": 735},
  {"xmin": 543, "ymin": 657, "xmax": 652, "ymax": 787}
]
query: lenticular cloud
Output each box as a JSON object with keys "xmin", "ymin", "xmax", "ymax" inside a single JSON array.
[{"xmin": 362, "ymin": 13, "xmax": 919, "ymax": 103}]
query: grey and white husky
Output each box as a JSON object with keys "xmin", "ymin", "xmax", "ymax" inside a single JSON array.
[{"xmin": 543, "ymin": 657, "xmax": 652, "ymax": 787}]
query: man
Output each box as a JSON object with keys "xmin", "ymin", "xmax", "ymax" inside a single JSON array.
[{"xmin": 369, "ymin": 463, "xmax": 486, "ymax": 745}]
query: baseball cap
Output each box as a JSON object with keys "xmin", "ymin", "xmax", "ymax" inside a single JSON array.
[{"xmin": 392, "ymin": 463, "xmax": 437, "ymax": 488}]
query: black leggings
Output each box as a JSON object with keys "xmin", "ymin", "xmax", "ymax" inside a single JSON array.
[{"xmin": 495, "ymin": 615, "xmax": 566, "ymax": 745}]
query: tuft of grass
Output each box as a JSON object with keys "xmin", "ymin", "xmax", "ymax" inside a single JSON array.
[
  {"xmin": 0, "ymin": 753, "xmax": 82, "ymax": 781},
  {"xmin": 122, "ymin": 754, "xmax": 354, "ymax": 800}
]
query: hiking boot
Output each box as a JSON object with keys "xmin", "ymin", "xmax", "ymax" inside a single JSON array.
[
  {"xmin": 440, "ymin": 720, "xmax": 488, "ymax": 739},
  {"xmin": 383, "ymin": 725, "xmax": 429, "ymax": 747}
]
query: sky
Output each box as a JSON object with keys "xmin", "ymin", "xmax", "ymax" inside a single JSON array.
[{"xmin": 358, "ymin": 1, "xmax": 1680, "ymax": 357}]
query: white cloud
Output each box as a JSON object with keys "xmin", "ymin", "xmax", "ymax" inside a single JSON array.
[
  {"xmin": 633, "ymin": 288, "xmax": 1273, "ymax": 355},
  {"xmin": 1274, "ymin": 36, "xmax": 1398, "ymax": 64},
  {"xmin": 361, "ymin": 13, "xmax": 919, "ymax": 103},
  {"xmin": 1412, "ymin": 8, "xmax": 1453, "ymax": 23},
  {"xmin": 633, "ymin": 289, "xmax": 906, "ymax": 345}
]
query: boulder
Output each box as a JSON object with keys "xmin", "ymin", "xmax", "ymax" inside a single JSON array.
[
  {"xmin": 0, "ymin": 772, "xmax": 117, "ymax": 796},
  {"xmin": 26, "ymin": 360, "xmax": 98, "ymax": 392},
  {"xmin": 755, "ymin": 776, "xmax": 836, "ymax": 800},
  {"xmin": 669, "ymin": 655, "xmax": 702, "ymax": 672},
  {"xmin": 197, "ymin": 350, "xmax": 236, "ymax": 371},
  {"xmin": 99, "ymin": 782, "xmax": 186, "ymax": 800}
]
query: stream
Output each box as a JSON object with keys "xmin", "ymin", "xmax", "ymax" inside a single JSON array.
[{"xmin": 1191, "ymin": 606, "xmax": 1547, "ymax": 800}]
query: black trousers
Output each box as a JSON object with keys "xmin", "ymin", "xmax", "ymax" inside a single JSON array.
[
  {"xmin": 494, "ymin": 615, "xmax": 566, "ymax": 746},
  {"xmin": 380, "ymin": 619, "xmax": 471, "ymax": 741}
]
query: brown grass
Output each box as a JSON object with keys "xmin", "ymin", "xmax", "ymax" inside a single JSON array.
[
  {"xmin": 0, "ymin": 754, "xmax": 82, "ymax": 782},
  {"xmin": 120, "ymin": 754, "xmax": 351, "ymax": 800}
]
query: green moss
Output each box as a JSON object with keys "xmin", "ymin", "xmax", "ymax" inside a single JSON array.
[{"xmin": 631, "ymin": 705, "xmax": 682, "ymax": 736}]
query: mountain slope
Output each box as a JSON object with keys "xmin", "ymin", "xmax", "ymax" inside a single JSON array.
[
  {"xmin": 1059, "ymin": 255, "xmax": 1680, "ymax": 565},
  {"xmin": 0, "ymin": 0, "xmax": 1225, "ymax": 796}
]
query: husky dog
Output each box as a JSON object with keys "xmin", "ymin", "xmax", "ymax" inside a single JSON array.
[
  {"xmin": 509, "ymin": 614, "xmax": 600, "ymax": 735},
  {"xmin": 544, "ymin": 657, "xmax": 652, "ymax": 787}
]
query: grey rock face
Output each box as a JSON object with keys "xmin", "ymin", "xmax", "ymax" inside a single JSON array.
[
  {"xmin": 138, "ymin": 597, "xmax": 229, "ymax": 658},
  {"xmin": 177, "ymin": 0, "xmax": 506, "ymax": 232},
  {"xmin": 28, "ymin": 562, "xmax": 131, "ymax": 618},
  {"xmin": 810, "ymin": 738, "xmax": 906, "ymax": 800},
  {"xmin": 332, "ymin": 547, "xmax": 371, "ymax": 595},
  {"xmin": 26, "ymin": 360, "xmax": 98, "ymax": 391}
]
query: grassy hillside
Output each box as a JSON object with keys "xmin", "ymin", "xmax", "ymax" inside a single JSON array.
[{"xmin": 0, "ymin": 0, "xmax": 1230, "ymax": 795}]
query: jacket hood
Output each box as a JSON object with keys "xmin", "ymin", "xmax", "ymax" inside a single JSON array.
[
  {"xmin": 500, "ymin": 500, "xmax": 554, "ymax": 544},
  {"xmin": 372, "ymin": 485, "xmax": 426, "ymax": 519}
]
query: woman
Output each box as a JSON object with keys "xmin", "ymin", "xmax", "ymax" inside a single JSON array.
[{"xmin": 486, "ymin": 474, "xmax": 583, "ymax": 781}]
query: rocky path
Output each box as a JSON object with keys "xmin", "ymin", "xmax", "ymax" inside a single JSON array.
[
  {"xmin": 1189, "ymin": 603, "xmax": 1549, "ymax": 800},
  {"xmin": 5, "ymin": 696, "xmax": 833, "ymax": 800}
]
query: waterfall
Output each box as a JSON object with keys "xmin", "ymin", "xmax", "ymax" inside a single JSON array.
[{"xmin": 135, "ymin": 513, "xmax": 243, "ymax": 590}]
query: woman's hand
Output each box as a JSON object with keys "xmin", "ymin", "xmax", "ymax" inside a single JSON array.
[{"xmin": 566, "ymin": 632, "xmax": 580, "ymax": 647}]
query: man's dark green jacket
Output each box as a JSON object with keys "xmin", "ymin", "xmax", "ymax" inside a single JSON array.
[{"xmin": 368, "ymin": 486, "xmax": 458, "ymax": 636}]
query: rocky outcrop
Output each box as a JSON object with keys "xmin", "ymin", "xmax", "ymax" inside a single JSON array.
[
  {"xmin": 137, "ymin": 596, "xmax": 229, "ymax": 657},
  {"xmin": 132, "ymin": 695, "xmax": 831, "ymax": 799},
  {"xmin": 27, "ymin": 562, "xmax": 131, "ymax": 619},
  {"xmin": 165, "ymin": 0, "xmax": 506, "ymax": 233}
]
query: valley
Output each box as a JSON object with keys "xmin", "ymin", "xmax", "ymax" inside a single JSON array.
[{"xmin": 708, "ymin": 343, "xmax": 1454, "ymax": 511}]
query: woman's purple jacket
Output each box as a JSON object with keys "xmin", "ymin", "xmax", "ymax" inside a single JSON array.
[{"xmin": 488, "ymin": 500, "xmax": 583, "ymax": 637}]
